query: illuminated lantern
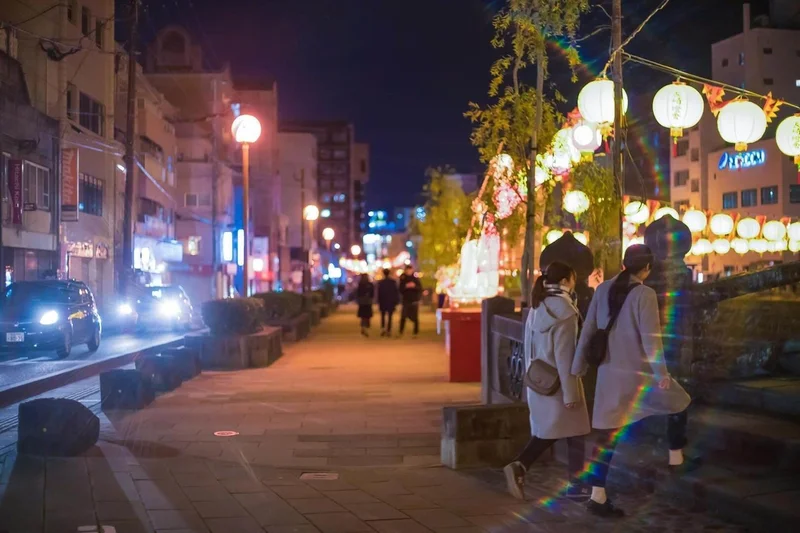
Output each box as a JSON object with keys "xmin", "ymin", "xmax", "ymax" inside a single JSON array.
[
  {"xmin": 716, "ymin": 99, "xmax": 767, "ymax": 151},
  {"xmin": 762, "ymin": 220, "xmax": 787, "ymax": 242},
  {"xmin": 545, "ymin": 229, "xmax": 563, "ymax": 245},
  {"xmin": 682, "ymin": 209, "xmax": 707, "ymax": 233},
  {"xmin": 490, "ymin": 153, "xmax": 515, "ymax": 181},
  {"xmin": 788, "ymin": 221, "xmax": 800, "ymax": 241},
  {"xmin": 771, "ymin": 240, "xmax": 788, "ymax": 252},
  {"xmin": 578, "ymin": 78, "xmax": 628, "ymax": 125},
  {"xmin": 654, "ymin": 206, "xmax": 679, "ymax": 221},
  {"xmin": 749, "ymin": 239, "xmax": 768, "ymax": 254},
  {"xmin": 652, "ymin": 81, "xmax": 704, "ymax": 139},
  {"xmin": 776, "ymin": 114, "xmax": 800, "ymax": 167},
  {"xmin": 551, "ymin": 129, "xmax": 581, "ymax": 172},
  {"xmin": 573, "ymin": 232, "xmax": 589, "ymax": 246},
  {"xmin": 534, "ymin": 155, "xmax": 551, "ymax": 186},
  {"xmin": 790, "ymin": 240, "xmax": 800, "ymax": 253},
  {"xmin": 737, "ymin": 217, "xmax": 761, "ymax": 239},
  {"xmin": 563, "ymin": 190, "xmax": 590, "ymax": 215},
  {"xmin": 493, "ymin": 181, "xmax": 521, "ymax": 220},
  {"xmin": 691, "ymin": 238, "xmax": 713, "ymax": 256},
  {"xmin": 571, "ymin": 120, "xmax": 602, "ymax": 153},
  {"xmin": 712, "ymin": 239, "xmax": 731, "ymax": 255},
  {"xmin": 624, "ymin": 236, "xmax": 644, "ymax": 252},
  {"xmin": 731, "ymin": 238, "xmax": 749, "ymax": 254},
  {"xmin": 709, "ymin": 213, "xmax": 734, "ymax": 236},
  {"xmin": 624, "ymin": 201, "xmax": 650, "ymax": 225}
]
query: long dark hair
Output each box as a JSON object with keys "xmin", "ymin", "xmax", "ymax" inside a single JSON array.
[
  {"xmin": 531, "ymin": 261, "xmax": 576, "ymax": 308},
  {"xmin": 358, "ymin": 273, "xmax": 371, "ymax": 286},
  {"xmin": 609, "ymin": 244, "xmax": 654, "ymax": 316}
]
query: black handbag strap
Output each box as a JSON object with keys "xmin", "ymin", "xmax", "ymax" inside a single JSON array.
[{"xmin": 604, "ymin": 283, "xmax": 640, "ymax": 332}]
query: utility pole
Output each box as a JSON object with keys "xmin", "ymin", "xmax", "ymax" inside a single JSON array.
[
  {"xmin": 299, "ymin": 169, "xmax": 306, "ymax": 293},
  {"xmin": 211, "ymin": 79, "xmax": 219, "ymax": 299},
  {"xmin": 121, "ymin": 0, "xmax": 139, "ymax": 294},
  {"xmin": 612, "ymin": 0, "xmax": 624, "ymax": 271},
  {"xmin": 242, "ymin": 143, "xmax": 251, "ymax": 297}
]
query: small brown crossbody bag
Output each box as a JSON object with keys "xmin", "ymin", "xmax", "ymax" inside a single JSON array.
[{"xmin": 524, "ymin": 359, "xmax": 560, "ymax": 396}]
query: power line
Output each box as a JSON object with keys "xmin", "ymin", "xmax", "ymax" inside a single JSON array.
[{"xmin": 602, "ymin": 0, "xmax": 671, "ymax": 77}]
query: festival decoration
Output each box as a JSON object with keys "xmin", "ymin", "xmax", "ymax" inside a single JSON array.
[
  {"xmin": 736, "ymin": 217, "xmax": 761, "ymax": 239},
  {"xmin": 762, "ymin": 92, "xmax": 785, "ymax": 123},
  {"xmin": 492, "ymin": 181, "xmax": 521, "ymax": 220},
  {"xmin": 545, "ymin": 229, "xmax": 564, "ymax": 245},
  {"xmin": 652, "ymin": 81, "xmax": 704, "ymax": 139},
  {"xmin": 712, "ymin": 239, "xmax": 731, "ymax": 255},
  {"xmin": 623, "ymin": 201, "xmax": 650, "ymax": 225},
  {"xmin": 788, "ymin": 221, "xmax": 800, "ymax": 242},
  {"xmin": 731, "ymin": 238, "xmax": 749, "ymax": 255},
  {"xmin": 571, "ymin": 119, "xmax": 602, "ymax": 154},
  {"xmin": 702, "ymin": 84, "xmax": 727, "ymax": 115},
  {"xmin": 490, "ymin": 153, "xmax": 515, "ymax": 183},
  {"xmin": 691, "ymin": 238, "xmax": 713, "ymax": 256},
  {"xmin": 790, "ymin": 240, "xmax": 800, "ymax": 253},
  {"xmin": 577, "ymin": 78, "xmax": 629, "ymax": 125},
  {"xmin": 749, "ymin": 239, "xmax": 768, "ymax": 254},
  {"xmin": 762, "ymin": 220, "xmax": 787, "ymax": 242},
  {"xmin": 654, "ymin": 206, "xmax": 679, "ymax": 221},
  {"xmin": 563, "ymin": 190, "xmax": 590, "ymax": 215},
  {"xmin": 716, "ymin": 99, "xmax": 767, "ymax": 151},
  {"xmin": 776, "ymin": 114, "xmax": 800, "ymax": 167},
  {"xmin": 551, "ymin": 128, "xmax": 582, "ymax": 172},
  {"xmin": 683, "ymin": 209, "xmax": 707, "ymax": 233},
  {"xmin": 709, "ymin": 213, "xmax": 735, "ymax": 236},
  {"xmin": 573, "ymin": 232, "xmax": 589, "ymax": 246}
]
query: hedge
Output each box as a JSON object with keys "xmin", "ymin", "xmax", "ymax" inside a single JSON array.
[
  {"xmin": 253, "ymin": 292, "xmax": 305, "ymax": 321},
  {"xmin": 201, "ymin": 298, "xmax": 264, "ymax": 336}
]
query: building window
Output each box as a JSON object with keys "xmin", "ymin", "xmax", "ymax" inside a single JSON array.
[
  {"xmin": 673, "ymin": 170, "xmax": 690, "ymax": 187},
  {"xmin": 741, "ymin": 188, "xmax": 757, "ymax": 207},
  {"xmin": 721, "ymin": 58, "xmax": 729, "ymax": 67},
  {"xmin": 79, "ymin": 92, "xmax": 104, "ymax": 135},
  {"xmin": 764, "ymin": 78, "xmax": 774, "ymax": 86},
  {"xmin": 722, "ymin": 192, "xmax": 738, "ymax": 209},
  {"xmin": 673, "ymin": 200, "xmax": 690, "ymax": 212},
  {"xmin": 321, "ymin": 193, "xmax": 332, "ymax": 203},
  {"xmin": 66, "ymin": 84, "xmax": 76, "ymax": 120},
  {"xmin": 332, "ymin": 130, "xmax": 348, "ymax": 143},
  {"xmin": 761, "ymin": 185, "xmax": 778, "ymax": 205},
  {"xmin": 690, "ymin": 148, "xmax": 699, "ymax": 162},
  {"xmin": 690, "ymin": 179, "xmax": 700, "ymax": 193},
  {"xmin": 332, "ymin": 149, "xmax": 347, "ymax": 160},
  {"xmin": 676, "ymin": 139, "xmax": 689, "ymax": 156},
  {"xmin": 318, "ymin": 149, "xmax": 332, "ymax": 160},
  {"xmin": 22, "ymin": 162, "xmax": 51, "ymax": 211},
  {"xmin": 184, "ymin": 193, "xmax": 211, "ymax": 207},
  {"xmin": 186, "ymin": 236, "xmax": 201, "ymax": 256},
  {"xmin": 81, "ymin": 6, "xmax": 91, "ymax": 36},
  {"xmin": 789, "ymin": 185, "xmax": 800, "ymax": 204},
  {"xmin": 763, "ymin": 47, "xmax": 773, "ymax": 54},
  {"xmin": 333, "ymin": 193, "xmax": 346, "ymax": 203},
  {"xmin": 68, "ymin": 0, "xmax": 77, "ymax": 24},
  {"xmin": 360, "ymin": 160, "xmax": 367, "ymax": 173},
  {"xmin": 739, "ymin": 52, "xmax": 745, "ymax": 65},
  {"xmin": 333, "ymin": 179, "xmax": 348, "ymax": 189},
  {"xmin": 95, "ymin": 20, "xmax": 103, "ymax": 48},
  {"xmin": 79, "ymin": 174, "xmax": 103, "ymax": 216}
]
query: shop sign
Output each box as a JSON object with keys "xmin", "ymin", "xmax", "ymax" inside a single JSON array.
[
  {"xmin": 156, "ymin": 240, "xmax": 183, "ymax": 263},
  {"xmin": 66, "ymin": 241, "xmax": 94, "ymax": 258},
  {"xmin": 23, "ymin": 202, "xmax": 37, "ymax": 211},
  {"xmin": 718, "ymin": 149, "xmax": 766, "ymax": 171},
  {"xmin": 95, "ymin": 243, "xmax": 109, "ymax": 260},
  {"xmin": 7, "ymin": 159, "xmax": 22, "ymax": 224},
  {"xmin": 61, "ymin": 148, "xmax": 79, "ymax": 221}
]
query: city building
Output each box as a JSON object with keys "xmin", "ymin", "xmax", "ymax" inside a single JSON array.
[
  {"xmin": 669, "ymin": 2, "xmax": 800, "ymax": 278},
  {"xmin": 352, "ymin": 143, "xmax": 369, "ymax": 236},
  {"xmin": 145, "ymin": 26, "xmax": 238, "ymax": 303},
  {"xmin": 1, "ymin": 0, "xmax": 121, "ymax": 308}
]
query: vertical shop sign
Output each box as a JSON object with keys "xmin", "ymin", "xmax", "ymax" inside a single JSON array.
[
  {"xmin": 8, "ymin": 159, "xmax": 22, "ymax": 224},
  {"xmin": 61, "ymin": 148, "xmax": 79, "ymax": 221}
]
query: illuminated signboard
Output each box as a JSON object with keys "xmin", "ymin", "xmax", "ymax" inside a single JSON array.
[{"xmin": 718, "ymin": 149, "xmax": 766, "ymax": 170}]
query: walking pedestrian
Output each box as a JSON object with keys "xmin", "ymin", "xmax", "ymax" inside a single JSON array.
[
  {"xmin": 376, "ymin": 268, "xmax": 400, "ymax": 337},
  {"xmin": 398, "ymin": 265, "xmax": 422, "ymax": 337},
  {"xmin": 572, "ymin": 244, "xmax": 694, "ymax": 518},
  {"xmin": 356, "ymin": 274, "xmax": 374, "ymax": 337},
  {"xmin": 503, "ymin": 262, "xmax": 591, "ymax": 501}
]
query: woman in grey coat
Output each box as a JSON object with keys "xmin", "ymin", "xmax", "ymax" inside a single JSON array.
[
  {"xmin": 573, "ymin": 245, "xmax": 693, "ymax": 517},
  {"xmin": 504, "ymin": 262, "xmax": 591, "ymax": 501}
]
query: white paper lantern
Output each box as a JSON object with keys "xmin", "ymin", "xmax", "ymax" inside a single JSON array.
[
  {"xmin": 788, "ymin": 222, "xmax": 800, "ymax": 241},
  {"xmin": 654, "ymin": 206, "xmax": 679, "ymax": 221},
  {"xmin": 716, "ymin": 99, "xmax": 767, "ymax": 151},
  {"xmin": 563, "ymin": 190, "xmax": 590, "ymax": 215},
  {"xmin": 773, "ymin": 240, "xmax": 788, "ymax": 252},
  {"xmin": 709, "ymin": 213, "xmax": 735, "ymax": 236},
  {"xmin": 749, "ymin": 239, "xmax": 768, "ymax": 254},
  {"xmin": 737, "ymin": 217, "xmax": 761, "ymax": 239},
  {"xmin": 731, "ymin": 238, "xmax": 749, "ymax": 254},
  {"xmin": 545, "ymin": 229, "xmax": 563, "ymax": 245},
  {"xmin": 712, "ymin": 239, "xmax": 731, "ymax": 254},
  {"xmin": 624, "ymin": 236, "xmax": 644, "ymax": 252},
  {"xmin": 551, "ymin": 128, "xmax": 582, "ymax": 171},
  {"xmin": 776, "ymin": 114, "xmax": 800, "ymax": 165},
  {"xmin": 624, "ymin": 201, "xmax": 650, "ymax": 225},
  {"xmin": 692, "ymin": 238, "xmax": 713, "ymax": 256},
  {"xmin": 652, "ymin": 81, "xmax": 705, "ymax": 138},
  {"xmin": 573, "ymin": 232, "xmax": 588, "ymax": 246},
  {"xmin": 571, "ymin": 120, "xmax": 602, "ymax": 153},
  {"xmin": 578, "ymin": 78, "xmax": 629, "ymax": 125},
  {"xmin": 762, "ymin": 220, "xmax": 787, "ymax": 242},
  {"xmin": 790, "ymin": 240, "xmax": 800, "ymax": 253},
  {"xmin": 683, "ymin": 209, "xmax": 707, "ymax": 233}
]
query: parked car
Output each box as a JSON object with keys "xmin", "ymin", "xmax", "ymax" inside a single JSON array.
[
  {"xmin": 118, "ymin": 285, "xmax": 194, "ymax": 332},
  {"xmin": 0, "ymin": 280, "xmax": 102, "ymax": 359}
]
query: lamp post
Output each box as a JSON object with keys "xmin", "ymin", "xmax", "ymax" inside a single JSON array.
[
  {"xmin": 302, "ymin": 204, "xmax": 319, "ymax": 292},
  {"xmin": 231, "ymin": 114, "xmax": 262, "ymax": 297},
  {"xmin": 322, "ymin": 227, "xmax": 335, "ymax": 251},
  {"xmin": 350, "ymin": 244, "xmax": 361, "ymax": 257}
]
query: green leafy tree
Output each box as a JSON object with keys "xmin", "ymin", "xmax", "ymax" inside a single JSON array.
[
  {"xmin": 412, "ymin": 168, "xmax": 473, "ymax": 281},
  {"xmin": 466, "ymin": 0, "xmax": 589, "ymax": 305},
  {"xmin": 570, "ymin": 160, "xmax": 617, "ymax": 272}
]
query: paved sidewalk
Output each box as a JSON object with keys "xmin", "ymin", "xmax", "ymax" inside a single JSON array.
[{"xmin": 0, "ymin": 308, "xmax": 747, "ymax": 532}]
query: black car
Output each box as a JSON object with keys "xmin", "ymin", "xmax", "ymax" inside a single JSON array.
[
  {"xmin": 117, "ymin": 285, "xmax": 194, "ymax": 331},
  {"xmin": 0, "ymin": 280, "xmax": 102, "ymax": 358}
]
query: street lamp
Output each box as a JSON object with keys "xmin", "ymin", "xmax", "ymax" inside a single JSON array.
[
  {"xmin": 231, "ymin": 114, "xmax": 261, "ymax": 297},
  {"xmin": 351, "ymin": 244, "xmax": 361, "ymax": 257},
  {"xmin": 304, "ymin": 204, "xmax": 319, "ymax": 222},
  {"xmin": 322, "ymin": 227, "xmax": 335, "ymax": 250},
  {"xmin": 300, "ymin": 204, "xmax": 319, "ymax": 293}
]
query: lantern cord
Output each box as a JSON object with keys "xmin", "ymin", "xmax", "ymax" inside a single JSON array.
[
  {"xmin": 623, "ymin": 52, "xmax": 800, "ymax": 111},
  {"xmin": 601, "ymin": 0, "xmax": 672, "ymax": 78}
]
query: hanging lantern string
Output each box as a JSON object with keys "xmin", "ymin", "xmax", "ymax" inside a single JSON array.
[
  {"xmin": 601, "ymin": 0, "xmax": 671, "ymax": 78},
  {"xmin": 623, "ymin": 52, "xmax": 800, "ymax": 111}
]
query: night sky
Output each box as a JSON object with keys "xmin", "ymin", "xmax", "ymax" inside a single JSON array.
[{"xmin": 130, "ymin": 0, "xmax": 769, "ymax": 209}]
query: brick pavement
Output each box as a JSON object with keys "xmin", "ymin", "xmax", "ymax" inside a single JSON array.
[{"xmin": 0, "ymin": 307, "xmax": 748, "ymax": 532}]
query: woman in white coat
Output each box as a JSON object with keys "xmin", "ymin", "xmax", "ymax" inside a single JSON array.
[
  {"xmin": 504, "ymin": 262, "xmax": 591, "ymax": 501},
  {"xmin": 573, "ymin": 245, "xmax": 694, "ymax": 517}
]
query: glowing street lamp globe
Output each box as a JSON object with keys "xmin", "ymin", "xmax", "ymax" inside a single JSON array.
[
  {"xmin": 322, "ymin": 227, "xmax": 335, "ymax": 241},
  {"xmin": 716, "ymin": 99, "xmax": 767, "ymax": 151},
  {"xmin": 351, "ymin": 244, "xmax": 361, "ymax": 256},
  {"xmin": 652, "ymin": 81, "xmax": 704, "ymax": 139},
  {"xmin": 577, "ymin": 78, "xmax": 629, "ymax": 125},
  {"xmin": 304, "ymin": 205, "xmax": 320, "ymax": 221},
  {"xmin": 231, "ymin": 114, "xmax": 262, "ymax": 144}
]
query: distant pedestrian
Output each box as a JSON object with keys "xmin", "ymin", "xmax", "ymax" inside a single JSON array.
[
  {"xmin": 398, "ymin": 265, "xmax": 422, "ymax": 337},
  {"xmin": 376, "ymin": 268, "xmax": 400, "ymax": 337},
  {"xmin": 573, "ymin": 244, "xmax": 694, "ymax": 518},
  {"xmin": 356, "ymin": 274, "xmax": 374, "ymax": 337},
  {"xmin": 504, "ymin": 262, "xmax": 591, "ymax": 501}
]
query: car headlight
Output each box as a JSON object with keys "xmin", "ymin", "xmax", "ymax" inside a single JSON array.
[
  {"xmin": 118, "ymin": 303, "xmax": 133, "ymax": 315},
  {"xmin": 39, "ymin": 310, "xmax": 59, "ymax": 326},
  {"xmin": 159, "ymin": 299, "xmax": 181, "ymax": 317}
]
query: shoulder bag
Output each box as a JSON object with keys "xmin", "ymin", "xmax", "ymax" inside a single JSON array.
[
  {"xmin": 585, "ymin": 283, "xmax": 640, "ymax": 366},
  {"xmin": 523, "ymin": 300, "xmax": 572, "ymax": 396}
]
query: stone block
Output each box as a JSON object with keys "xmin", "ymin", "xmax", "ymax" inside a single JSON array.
[
  {"xmin": 186, "ymin": 328, "xmax": 282, "ymax": 370},
  {"xmin": 100, "ymin": 370, "xmax": 155, "ymax": 410},
  {"xmin": 135, "ymin": 353, "xmax": 183, "ymax": 391},
  {"xmin": 161, "ymin": 346, "xmax": 201, "ymax": 380},
  {"xmin": 18, "ymin": 398, "xmax": 100, "ymax": 456},
  {"xmin": 266, "ymin": 313, "xmax": 311, "ymax": 343},
  {"xmin": 247, "ymin": 327, "xmax": 283, "ymax": 368},
  {"xmin": 440, "ymin": 403, "xmax": 530, "ymax": 469}
]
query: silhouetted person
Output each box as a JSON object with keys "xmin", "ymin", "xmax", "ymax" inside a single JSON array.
[
  {"xmin": 398, "ymin": 265, "xmax": 422, "ymax": 337},
  {"xmin": 376, "ymin": 268, "xmax": 400, "ymax": 337},
  {"xmin": 356, "ymin": 274, "xmax": 374, "ymax": 337}
]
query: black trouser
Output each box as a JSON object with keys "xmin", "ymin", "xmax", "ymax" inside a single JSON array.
[
  {"xmin": 399, "ymin": 302, "xmax": 419, "ymax": 334},
  {"xmin": 588, "ymin": 409, "xmax": 688, "ymax": 487},
  {"xmin": 380, "ymin": 310, "xmax": 394, "ymax": 333},
  {"xmin": 514, "ymin": 436, "xmax": 586, "ymax": 483}
]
